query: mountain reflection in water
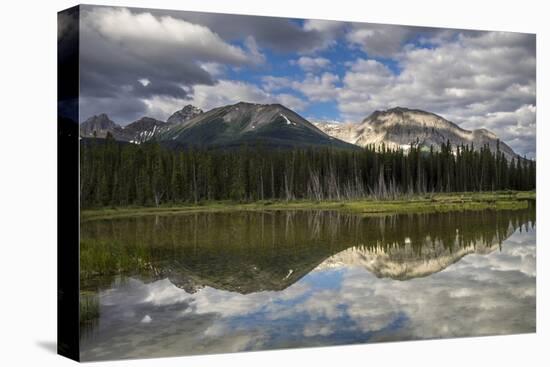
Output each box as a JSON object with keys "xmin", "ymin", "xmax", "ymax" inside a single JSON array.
[{"xmin": 80, "ymin": 208, "xmax": 536, "ymax": 360}]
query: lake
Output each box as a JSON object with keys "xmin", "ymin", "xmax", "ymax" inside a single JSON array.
[{"xmin": 79, "ymin": 208, "xmax": 536, "ymax": 360}]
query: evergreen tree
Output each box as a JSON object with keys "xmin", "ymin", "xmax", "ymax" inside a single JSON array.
[{"xmin": 79, "ymin": 140, "xmax": 536, "ymax": 208}]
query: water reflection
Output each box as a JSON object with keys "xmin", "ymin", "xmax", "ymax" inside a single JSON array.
[{"xmin": 80, "ymin": 208, "xmax": 536, "ymax": 360}]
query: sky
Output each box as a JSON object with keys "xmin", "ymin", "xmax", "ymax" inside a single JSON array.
[{"xmin": 75, "ymin": 5, "xmax": 536, "ymax": 157}]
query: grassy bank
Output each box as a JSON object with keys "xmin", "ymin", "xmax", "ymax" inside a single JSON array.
[{"xmin": 81, "ymin": 191, "xmax": 535, "ymax": 221}]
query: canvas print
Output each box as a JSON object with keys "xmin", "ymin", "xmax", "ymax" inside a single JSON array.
[{"xmin": 57, "ymin": 4, "xmax": 536, "ymax": 362}]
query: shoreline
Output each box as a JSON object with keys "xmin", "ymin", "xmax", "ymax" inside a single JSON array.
[{"xmin": 81, "ymin": 191, "xmax": 535, "ymax": 222}]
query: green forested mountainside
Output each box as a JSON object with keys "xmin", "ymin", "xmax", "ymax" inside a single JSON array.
[
  {"xmin": 80, "ymin": 136, "xmax": 535, "ymax": 208},
  {"xmin": 158, "ymin": 102, "xmax": 358, "ymax": 150}
]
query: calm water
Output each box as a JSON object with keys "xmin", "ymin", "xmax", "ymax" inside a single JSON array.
[{"xmin": 79, "ymin": 208, "xmax": 536, "ymax": 361}]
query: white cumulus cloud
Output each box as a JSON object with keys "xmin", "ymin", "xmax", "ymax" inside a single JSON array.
[{"xmin": 293, "ymin": 56, "xmax": 331, "ymax": 72}]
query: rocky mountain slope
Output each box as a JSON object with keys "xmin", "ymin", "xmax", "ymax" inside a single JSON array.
[
  {"xmin": 121, "ymin": 117, "xmax": 168, "ymax": 144},
  {"xmin": 166, "ymin": 105, "xmax": 203, "ymax": 125},
  {"xmin": 79, "ymin": 113, "xmax": 118, "ymax": 138},
  {"xmin": 314, "ymin": 107, "xmax": 518, "ymax": 160},
  {"xmin": 80, "ymin": 104, "xmax": 203, "ymax": 143},
  {"xmin": 160, "ymin": 101, "xmax": 357, "ymax": 150}
]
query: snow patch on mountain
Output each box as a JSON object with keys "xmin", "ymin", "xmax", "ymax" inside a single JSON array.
[{"xmin": 280, "ymin": 113, "xmax": 296, "ymax": 126}]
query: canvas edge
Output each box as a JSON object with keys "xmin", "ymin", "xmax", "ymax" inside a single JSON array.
[{"xmin": 57, "ymin": 4, "xmax": 81, "ymax": 362}]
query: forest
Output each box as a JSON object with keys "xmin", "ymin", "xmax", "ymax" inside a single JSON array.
[{"xmin": 80, "ymin": 136, "xmax": 536, "ymax": 208}]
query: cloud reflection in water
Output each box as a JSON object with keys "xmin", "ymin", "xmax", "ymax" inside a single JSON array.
[{"xmin": 80, "ymin": 224, "xmax": 535, "ymax": 361}]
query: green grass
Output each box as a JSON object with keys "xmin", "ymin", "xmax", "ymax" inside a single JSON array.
[
  {"xmin": 81, "ymin": 190, "xmax": 535, "ymax": 221},
  {"xmin": 80, "ymin": 238, "xmax": 152, "ymax": 279}
]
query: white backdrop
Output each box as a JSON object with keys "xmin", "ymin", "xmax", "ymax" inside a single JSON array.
[{"xmin": 0, "ymin": 0, "xmax": 547, "ymax": 366}]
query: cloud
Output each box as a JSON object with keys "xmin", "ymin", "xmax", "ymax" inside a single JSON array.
[
  {"xmin": 189, "ymin": 80, "xmax": 272, "ymax": 111},
  {"xmin": 86, "ymin": 8, "xmax": 252, "ymax": 64},
  {"xmin": 198, "ymin": 62, "xmax": 226, "ymax": 77},
  {"xmin": 276, "ymin": 93, "xmax": 309, "ymax": 111},
  {"xmin": 79, "ymin": 96, "xmax": 150, "ymax": 124},
  {"xmin": 292, "ymin": 56, "xmax": 331, "ymax": 72},
  {"xmin": 189, "ymin": 80, "xmax": 307, "ymax": 111},
  {"xmin": 346, "ymin": 24, "xmax": 415, "ymax": 58},
  {"xmin": 303, "ymin": 19, "xmax": 345, "ymax": 34},
  {"xmin": 344, "ymin": 24, "xmax": 464, "ymax": 58},
  {"xmin": 261, "ymin": 76, "xmax": 293, "ymax": 91},
  {"xmin": 301, "ymin": 19, "xmax": 347, "ymax": 51},
  {"xmin": 293, "ymin": 72, "xmax": 340, "ymax": 102},
  {"xmin": 115, "ymin": 78, "xmax": 310, "ymax": 121},
  {"xmin": 79, "ymin": 6, "xmax": 262, "ymax": 123},
  {"xmin": 140, "ymin": 96, "xmax": 191, "ymax": 121},
  {"xmin": 244, "ymin": 36, "xmax": 266, "ymax": 64},
  {"xmin": 343, "ymin": 59, "xmax": 395, "ymax": 89},
  {"xmin": 137, "ymin": 78, "xmax": 150, "ymax": 87},
  {"xmin": 163, "ymin": 11, "xmax": 346, "ymax": 54}
]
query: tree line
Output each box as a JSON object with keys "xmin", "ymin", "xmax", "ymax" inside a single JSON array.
[{"xmin": 80, "ymin": 136, "xmax": 535, "ymax": 208}]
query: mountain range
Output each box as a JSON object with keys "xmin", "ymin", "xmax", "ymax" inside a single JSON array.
[
  {"xmin": 80, "ymin": 103, "xmax": 520, "ymax": 158},
  {"xmin": 81, "ymin": 102, "xmax": 355, "ymax": 150},
  {"xmin": 80, "ymin": 105, "xmax": 202, "ymax": 144},
  {"xmin": 313, "ymin": 107, "xmax": 517, "ymax": 160}
]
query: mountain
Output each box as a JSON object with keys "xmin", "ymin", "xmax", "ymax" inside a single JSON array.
[
  {"xmin": 80, "ymin": 113, "xmax": 118, "ymax": 138},
  {"xmin": 166, "ymin": 104, "xmax": 203, "ymax": 125},
  {"xmin": 80, "ymin": 105, "xmax": 203, "ymax": 143},
  {"xmin": 314, "ymin": 107, "xmax": 518, "ymax": 160},
  {"xmin": 80, "ymin": 115, "xmax": 167, "ymax": 143},
  {"xmin": 318, "ymin": 238, "xmax": 501, "ymax": 281},
  {"xmin": 119, "ymin": 117, "xmax": 167, "ymax": 144},
  {"xmin": 81, "ymin": 105, "xmax": 518, "ymax": 157},
  {"xmin": 160, "ymin": 101, "xmax": 357, "ymax": 150}
]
